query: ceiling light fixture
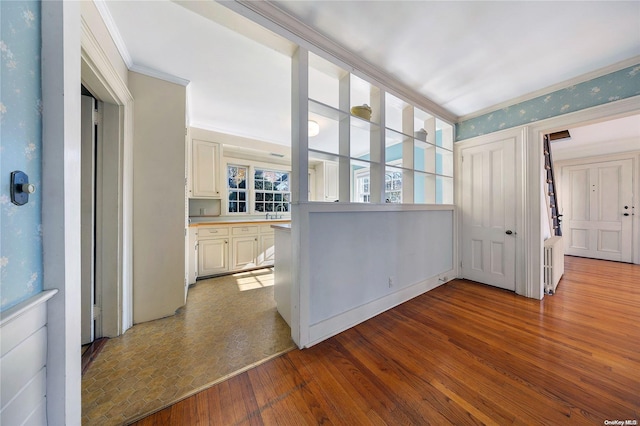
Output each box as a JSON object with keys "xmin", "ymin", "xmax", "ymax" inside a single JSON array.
[{"xmin": 308, "ymin": 120, "xmax": 320, "ymax": 137}]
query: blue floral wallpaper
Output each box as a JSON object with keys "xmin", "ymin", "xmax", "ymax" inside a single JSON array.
[
  {"xmin": 1, "ymin": 0, "xmax": 43, "ymax": 312},
  {"xmin": 456, "ymin": 64, "xmax": 640, "ymax": 141}
]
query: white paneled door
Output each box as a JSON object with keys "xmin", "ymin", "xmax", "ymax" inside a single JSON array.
[
  {"xmin": 461, "ymin": 138, "xmax": 516, "ymax": 291},
  {"xmin": 561, "ymin": 159, "xmax": 633, "ymax": 262}
]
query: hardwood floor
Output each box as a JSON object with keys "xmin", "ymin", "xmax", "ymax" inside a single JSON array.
[{"xmin": 133, "ymin": 256, "xmax": 640, "ymax": 425}]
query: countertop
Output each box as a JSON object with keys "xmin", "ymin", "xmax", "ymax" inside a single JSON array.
[
  {"xmin": 271, "ymin": 223, "xmax": 292, "ymax": 231},
  {"xmin": 189, "ymin": 217, "xmax": 291, "ymax": 227}
]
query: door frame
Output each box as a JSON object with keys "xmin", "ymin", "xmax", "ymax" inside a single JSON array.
[
  {"xmin": 455, "ymin": 126, "xmax": 528, "ymax": 297},
  {"xmin": 555, "ymin": 152, "xmax": 638, "ymax": 262},
  {"xmin": 527, "ymin": 98, "xmax": 640, "ymax": 298},
  {"xmin": 81, "ymin": 16, "xmax": 134, "ymax": 337}
]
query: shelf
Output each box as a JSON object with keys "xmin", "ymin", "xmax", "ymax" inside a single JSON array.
[
  {"xmin": 309, "ymin": 99, "xmax": 349, "ymax": 121},
  {"xmin": 351, "ymin": 113, "xmax": 380, "ymax": 129}
]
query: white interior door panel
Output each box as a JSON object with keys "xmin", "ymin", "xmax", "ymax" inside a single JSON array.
[{"xmin": 461, "ymin": 138, "xmax": 516, "ymax": 291}]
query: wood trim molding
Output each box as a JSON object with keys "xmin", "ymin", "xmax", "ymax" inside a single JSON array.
[
  {"xmin": 129, "ymin": 64, "xmax": 191, "ymax": 87},
  {"xmin": 81, "ymin": 14, "xmax": 134, "ymax": 335},
  {"xmin": 93, "ymin": 0, "xmax": 133, "ymax": 68}
]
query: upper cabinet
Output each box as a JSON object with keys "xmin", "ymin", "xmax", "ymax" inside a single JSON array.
[
  {"xmin": 304, "ymin": 51, "xmax": 454, "ymax": 205},
  {"xmin": 191, "ymin": 139, "xmax": 221, "ymax": 198}
]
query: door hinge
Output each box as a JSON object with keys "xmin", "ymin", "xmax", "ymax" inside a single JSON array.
[
  {"xmin": 93, "ymin": 305, "xmax": 101, "ymax": 320},
  {"xmin": 93, "ymin": 108, "xmax": 102, "ymax": 126}
]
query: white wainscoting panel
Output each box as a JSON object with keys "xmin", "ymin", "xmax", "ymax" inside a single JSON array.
[{"xmin": 1, "ymin": 289, "xmax": 58, "ymax": 426}]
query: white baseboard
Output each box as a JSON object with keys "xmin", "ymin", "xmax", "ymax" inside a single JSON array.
[{"xmin": 306, "ymin": 271, "xmax": 455, "ymax": 347}]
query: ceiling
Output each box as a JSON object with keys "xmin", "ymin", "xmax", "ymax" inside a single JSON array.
[{"xmin": 101, "ymin": 0, "xmax": 640, "ymax": 147}]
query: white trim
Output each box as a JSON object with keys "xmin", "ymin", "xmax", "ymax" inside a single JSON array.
[
  {"xmin": 0, "ymin": 290, "xmax": 58, "ymax": 329},
  {"xmin": 129, "ymin": 64, "xmax": 190, "ymax": 87},
  {"xmin": 307, "ymin": 272, "xmax": 454, "ymax": 347},
  {"xmin": 527, "ymin": 97, "xmax": 640, "ymax": 294},
  {"xmin": 220, "ymin": 0, "xmax": 457, "ymax": 124},
  {"xmin": 41, "ymin": 2, "xmax": 82, "ymax": 423},
  {"xmin": 455, "ymin": 126, "xmax": 529, "ymax": 297},
  {"xmin": 93, "ymin": 0, "xmax": 133, "ymax": 68},
  {"xmin": 81, "ymin": 15, "xmax": 135, "ymax": 336},
  {"xmin": 458, "ymin": 55, "xmax": 640, "ymax": 122}
]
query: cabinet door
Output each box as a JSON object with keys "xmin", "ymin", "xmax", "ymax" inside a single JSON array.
[
  {"xmin": 198, "ymin": 238, "xmax": 228, "ymax": 276},
  {"xmin": 257, "ymin": 234, "xmax": 275, "ymax": 266},
  {"xmin": 231, "ymin": 236, "xmax": 258, "ymax": 270},
  {"xmin": 324, "ymin": 161, "xmax": 339, "ymax": 201},
  {"xmin": 191, "ymin": 140, "xmax": 220, "ymax": 198}
]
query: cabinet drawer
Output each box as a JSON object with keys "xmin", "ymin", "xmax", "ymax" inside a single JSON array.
[
  {"xmin": 198, "ymin": 227, "xmax": 229, "ymax": 238},
  {"xmin": 232, "ymin": 226, "xmax": 258, "ymax": 236}
]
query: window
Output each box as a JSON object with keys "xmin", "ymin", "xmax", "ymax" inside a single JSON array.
[
  {"xmin": 385, "ymin": 170, "xmax": 402, "ymax": 203},
  {"xmin": 254, "ymin": 168, "xmax": 290, "ymax": 213},
  {"xmin": 355, "ymin": 174, "xmax": 370, "ymax": 203},
  {"xmin": 227, "ymin": 165, "xmax": 248, "ymax": 213}
]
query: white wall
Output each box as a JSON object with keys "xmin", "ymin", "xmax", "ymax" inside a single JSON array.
[
  {"xmin": 129, "ymin": 71, "xmax": 187, "ymax": 323},
  {"xmin": 294, "ymin": 204, "xmax": 456, "ymax": 347}
]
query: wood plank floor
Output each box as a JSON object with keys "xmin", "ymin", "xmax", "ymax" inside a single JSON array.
[{"xmin": 132, "ymin": 256, "xmax": 640, "ymax": 425}]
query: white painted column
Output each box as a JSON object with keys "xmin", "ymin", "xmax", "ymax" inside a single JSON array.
[{"xmin": 41, "ymin": 1, "xmax": 82, "ymax": 423}]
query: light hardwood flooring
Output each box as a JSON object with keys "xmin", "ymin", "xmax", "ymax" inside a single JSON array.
[
  {"xmin": 134, "ymin": 256, "xmax": 640, "ymax": 425},
  {"xmin": 82, "ymin": 268, "xmax": 295, "ymax": 425}
]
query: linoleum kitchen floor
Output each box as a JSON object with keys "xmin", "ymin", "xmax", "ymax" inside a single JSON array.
[{"xmin": 82, "ymin": 268, "xmax": 294, "ymax": 425}]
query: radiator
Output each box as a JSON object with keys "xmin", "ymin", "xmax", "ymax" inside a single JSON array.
[{"xmin": 543, "ymin": 236, "xmax": 564, "ymax": 294}]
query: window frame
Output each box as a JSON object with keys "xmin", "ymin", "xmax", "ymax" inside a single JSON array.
[{"xmin": 224, "ymin": 160, "xmax": 292, "ymax": 216}]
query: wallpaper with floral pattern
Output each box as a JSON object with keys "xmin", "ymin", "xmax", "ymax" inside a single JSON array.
[
  {"xmin": 456, "ymin": 64, "xmax": 640, "ymax": 141},
  {"xmin": 1, "ymin": 1, "xmax": 43, "ymax": 312}
]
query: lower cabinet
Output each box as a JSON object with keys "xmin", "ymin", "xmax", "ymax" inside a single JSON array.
[
  {"xmin": 231, "ymin": 236, "xmax": 258, "ymax": 270},
  {"xmin": 198, "ymin": 237, "xmax": 229, "ymax": 276},
  {"xmin": 258, "ymin": 234, "xmax": 275, "ymax": 266},
  {"xmin": 193, "ymin": 221, "xmax": 285, "ymax": 279}
]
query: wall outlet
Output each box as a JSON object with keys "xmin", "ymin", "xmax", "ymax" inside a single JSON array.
[{"xmin": 388, "ymin": 277, "xmax": 394, "ymax": 288}]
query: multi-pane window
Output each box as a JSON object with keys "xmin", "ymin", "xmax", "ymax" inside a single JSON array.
[
  {"xmin": 254, "ymin": 168, "xmax": 290, "ymax": 213},
  {"xmin": 385, "ymin": 170, "xmax": 402, "ymax": 203},
  {"xmin": 227, "ymin": 165, "xmax": 248, "ymax": 213},
  {"xmin": 355, "ymin": 174, "xmax": 370, "ymax": 203}
]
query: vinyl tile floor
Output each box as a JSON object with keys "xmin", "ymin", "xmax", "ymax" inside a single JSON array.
[{"xmin": 82, "ymin": 268, "xmax": 295, "ymax": 425}]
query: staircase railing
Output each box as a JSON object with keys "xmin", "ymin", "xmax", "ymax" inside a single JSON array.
[{"xmin": 543, "ymin": 135, "xmax": 562, "ymax": 236}]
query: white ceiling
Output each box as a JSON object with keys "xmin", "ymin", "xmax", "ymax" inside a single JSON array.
[{"xmin": 101, "ymin": 0, "xmax": 640, "ymax": 147}]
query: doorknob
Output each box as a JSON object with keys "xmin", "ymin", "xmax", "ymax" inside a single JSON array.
[
  {"xmin": 623, "ymin": 213, "xmax": 630, "ymax": 216},
  {"xmin": 506, "ymin": 230, "xmax": 516, "ymax": 235}
]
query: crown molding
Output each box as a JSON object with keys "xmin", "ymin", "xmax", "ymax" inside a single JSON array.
[
  {"xmin": 93, "ymin": 0, "xmax": 133, "ymax": 69},
  {"xmin": 219, "ymin": 0, "xmax": 458, "ymax": 124},
  {"xmin": 129, "ymin": 64, "xmax": 191, "ymax": 87},
  {"xmin": 458, "ymin": 55, "xmax": 640, "ymax": 122}
]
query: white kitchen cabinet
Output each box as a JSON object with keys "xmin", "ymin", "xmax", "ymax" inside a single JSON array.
[
  {"xmin": 192, "ymin": 221, "xmax": 284, "ymax": 278},
  {"xmin": 231, "ymin": 236, "xmax": 258, "ymax": 270},
  {"xmin": 191, "ymin": 139, "xmax": 221, "ymax": 198},
  {"xmin": 198, "ymin": 237, "xmax": 229, "ymax": 276},
  {"xmin": 258, "ymin": 233, "xmax": 275, "ymax": 266}
]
